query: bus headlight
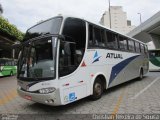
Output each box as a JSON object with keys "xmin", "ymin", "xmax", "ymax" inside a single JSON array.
[{"xmin": 39, "ymin": 87, "xmax": 56, "ymax": 94}]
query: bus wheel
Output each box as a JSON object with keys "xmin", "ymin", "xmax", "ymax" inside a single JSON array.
[
  {"xmin": 90, "ymin": 78, "xmax": 103, "ymax": 100},
  {"xmin": 10, "ymin": 71, "xmax": 13, "ymax": 76},
  {"xmin": 139, "ymin": 68, "xmax": 143, "ymax": 80}
]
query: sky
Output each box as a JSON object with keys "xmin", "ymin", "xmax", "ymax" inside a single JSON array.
[{"xmin": 0, "ymin": 0, "xmax": 160, "ymax": 32}]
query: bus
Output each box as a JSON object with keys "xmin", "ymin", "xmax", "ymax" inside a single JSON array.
[
  {"xmin": 149, "ymin": 49, "xmax": 160, "ymax": 71},
  {"xmin": 17, "ymin": 15, "xmax": 149, "ymax": 106},
  {"xmin": 0, "ymin": 58, "xmax": 17, "ymax": 77}
]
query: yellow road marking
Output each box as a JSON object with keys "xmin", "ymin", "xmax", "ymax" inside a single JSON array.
[
  {"xmin": 111, "ymin": 89, "xmax": 125, "ymax": 119},
  {"xmin": 0, "ymin": 89, "xmax": 17, "ymax": 105}
]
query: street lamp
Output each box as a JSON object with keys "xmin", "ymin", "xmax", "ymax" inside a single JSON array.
[
  {"xmin": 137, "ymin": 13, "xmax": 142, "ymax": 24},
  {"xmin": 108, "ymin": 0, "xmax": 111, "ymax": 28}
]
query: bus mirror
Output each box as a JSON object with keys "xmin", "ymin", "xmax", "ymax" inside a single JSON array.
[{"xmin": 58, "ymin": 35, "xmax": 65, "ymax": 41}]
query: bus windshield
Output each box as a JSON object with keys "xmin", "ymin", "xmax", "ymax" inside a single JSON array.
[
  {"xmin": 18, "ymin": 37, "xmax": 57, "ymax": 80},
  {"xmin": 24, "ymin": 17, "xmax": 62, "ymax": 40}
]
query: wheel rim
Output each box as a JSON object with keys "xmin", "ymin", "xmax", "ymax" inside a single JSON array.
[{"xmin": 94, "ymin": 83, "xmax": 102, "ymax": 96}]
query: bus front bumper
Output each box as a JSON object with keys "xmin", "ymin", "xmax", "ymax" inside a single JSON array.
[{"xmin": 17, "ymin": 87, "xmax": 62, "ymax": 106}]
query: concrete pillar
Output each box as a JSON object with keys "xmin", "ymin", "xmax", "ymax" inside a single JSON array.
[{"xmin": 150, "ymin": 34, "xmax": 160, "ymax": 49}]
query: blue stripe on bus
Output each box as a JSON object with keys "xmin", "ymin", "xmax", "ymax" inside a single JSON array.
[{"xmin": 108, "ymin": 55, "xmax": 140, "ymax": 86}]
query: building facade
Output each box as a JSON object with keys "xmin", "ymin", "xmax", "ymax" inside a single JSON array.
[{"xmin": 100, "ymin": 6, "xmax": 136, "ymax": 34}]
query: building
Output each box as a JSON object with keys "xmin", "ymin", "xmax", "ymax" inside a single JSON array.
[
  {"xmin": 0, "ymin": 4, "xmax": 3, "ymax": 16},
  {"xmin": 100, "ymin": 6, "xmax": 136, "ymax": 34}
]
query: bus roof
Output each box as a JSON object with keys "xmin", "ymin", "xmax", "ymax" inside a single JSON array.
[
  {"xmin": 148, "ymin": 49, "xmax": 160, "ymax": 51},
  {"xmin": 26, "ymin": 15, "xmax": 146, "ymax": 45}
]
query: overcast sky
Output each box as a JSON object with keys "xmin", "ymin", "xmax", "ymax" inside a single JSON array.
[{"xmin": 1, "ymin": 0, "xmax": 160, "ymax": 32}]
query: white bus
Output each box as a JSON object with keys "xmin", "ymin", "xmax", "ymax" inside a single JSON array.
[
  {"xmin": 17, "ymin": 16, "xmax": 149, "ymax": 106},
  {"xmin": 149, "ymin": 49, "xmax": 160, "ymax": 71}
]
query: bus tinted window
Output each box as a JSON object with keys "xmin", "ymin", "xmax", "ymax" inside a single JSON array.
[
  {"xmin": 88, "ymin": 25, "xmax": 94, "ymax": 47},
  {"xmin": 140, "ymin": 44, "xmax": 145, "ymax": 53},
  {"xmin": 60, "ymin": 18, "xmax": 86, "ymax": 77},
  {"xmin": 59, "ymin": 41, "xmax": 78, "ymax": 77},
  {"xmin": 62, "ymin": 18, "xmax": 86, "ymax": 47},
  {"xmin": 88, "ymin": 25, "xmax": 106, "ymax": 48},
  {"xmin": 145, "ymin": 45, "xmax": 148, "ymax": 53},
  {"xmin": 149, "ymin": 50, "xmax": 160, "ymax": 58},
  {"xmin": 94, "ymin": 27, "xmax": 101, "ymax": 46},
  {"xmin": 0, "ymin": 59, "xmax": 17, "ymax": 66},
  {"xmin": 106, "ymin": 31, "xmax": 118, "ymax": 49},
  {"xmin": 24, "ymin": 17, "xmax": 62, "ymax": 40},
  {"xmin": 128, "ymin": 39, "xmax": 135, "ymax": 52},
  {"xmin": 119, "ymin": 36, "xmax": 128, "ymax": 51},
  {"xmin": 101, "ymin": 29, "xmax": 106, "ymax": 47},
  {"xmin": 135, "ymin": 42, "xmax": 140, "ymax": 53}
]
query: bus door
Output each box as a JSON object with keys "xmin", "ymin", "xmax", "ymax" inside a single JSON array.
[{"xmin": 59, "ymin": 40, "xmax": 87, "ymax": 103}]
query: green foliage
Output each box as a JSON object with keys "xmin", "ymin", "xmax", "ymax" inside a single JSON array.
[{"xmin": 0, "ymin": 17, "xmax": 24, "ymax": 41}]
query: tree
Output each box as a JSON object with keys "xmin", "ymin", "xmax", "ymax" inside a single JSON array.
[{"xmin": 0, "ymin": 17, "xmax": 24, "ymax": 41}]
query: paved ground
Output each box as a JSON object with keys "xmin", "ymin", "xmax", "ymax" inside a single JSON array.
[{"xmin": 0, "ymin": 72, "xmax": 160, "ymax": 119}]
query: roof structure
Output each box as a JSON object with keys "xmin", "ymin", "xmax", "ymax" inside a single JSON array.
[{"xmin": 127, "ymin": 11, "xmax": 160, "ymax": 48}]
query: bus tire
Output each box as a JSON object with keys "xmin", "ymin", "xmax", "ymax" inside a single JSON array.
[
  {"xmin": 139, "ymin": 68, "xmax": 143, "ymax": 80},
  {"xmin": 10, "ymin": 71, "xmax": 13, "ymax": 76},
  {"xmin": 90, "ymin": 78, "xmax": 103, "ymax": 100}
]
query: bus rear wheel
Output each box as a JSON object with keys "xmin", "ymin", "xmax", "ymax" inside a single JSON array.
[{"xmin": 90, "ymin": 78, "xmax": 103, "ymax": 100}]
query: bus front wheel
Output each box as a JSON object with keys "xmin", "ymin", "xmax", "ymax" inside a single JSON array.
[
  {"xmin": 10, "ymin": 71, "xmax": 13, "ymax": 76},
  {"xmin": 90, "ymin": 78, "xmax": 103, "ymax": 100},
  {"xmin": 139, "ymin": 68, "xmax": 143, "ymax": 80}
]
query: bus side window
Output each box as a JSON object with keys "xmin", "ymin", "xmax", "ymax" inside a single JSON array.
[
  {"xmin": 106, "ymin": 31, "xmax": 118, "ymax": 49},
  {"xmin": 135, "ymin": 42, "xmax": 140, "ymax": 53},
  {"xmin": 119, "ymin": 36, "xmax": 127, "ymax": 51},
  {"xmin": 144, "ymin": 45, "xmax": 148, "ymax": 54},
  {"xmin": 59, "ymin": 41, "xmax": 77, "ymax": 77},
  {"xmin": 99, "ymin": 29, "xmax": 106, "ymax": 47},
  {"xmin": 93, "ymin": 27, "xmax": 102, "ymax": 47},
  {"xmin": 88, "ymin": 25, "xmax": 105, "ymax": 48},
  {"xmin": 140, "ymin": 44, "xmax": 145, "ymax": 53},
  {"xmin": 88, "ymin": 24, "xmax": 94, "ymax": 47},
  {"xmin": 128, "ymin": 39, "xmax": 135, "ymax": 52}
]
